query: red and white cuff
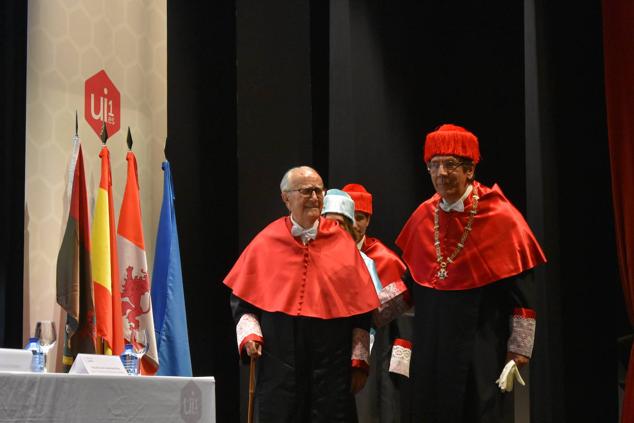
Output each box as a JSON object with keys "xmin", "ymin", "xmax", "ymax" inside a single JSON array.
[
  {"xmin": 372, "ymin": 281, "xmax": 411, "ymax": 328},
  {"xmin": 236, "ymin": 313, "xmax": 264, "ymax": 355},
  {"xmin": 508, "ymin": 308, "xmax": 536, "ymax": 358},
  {"xmin": 351, "ymin": 328, "xmax": 370, "ymax": 371},
  {"xmin": 389, "ymin": 338, "xmax": 412, "ymax": 378}
]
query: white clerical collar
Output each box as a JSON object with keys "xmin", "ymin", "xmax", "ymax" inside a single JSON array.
[
  {"xmin": 440, "ymin": 184, "xmax": 473, "ymax": 213},
  {"xmin": 356, "ymin": 235, "xmax": 366, "ymax": 250},
  {"xmin": 290, "ymin": 215, "xmax": 319, "ymax": 244}
]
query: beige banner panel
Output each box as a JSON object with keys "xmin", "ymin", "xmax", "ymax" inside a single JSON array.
[{"xmin": 25, "ymin": 0, "xmax": 167, "ymax": 370}]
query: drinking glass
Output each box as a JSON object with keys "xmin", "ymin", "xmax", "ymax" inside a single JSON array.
[
  {"xmin": 34, "ymin": 320, "xmax": 57, "ymax": 373},
  {"xmin": 130, "ymin": 328, "xmax": 149, "ymax": 375}
]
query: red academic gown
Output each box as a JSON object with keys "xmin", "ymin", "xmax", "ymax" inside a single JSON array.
[
  {"xmin": 225, "ymin": 217, "xmax": 380, "ymax": 423},
  {"xmin": 396, "ymin": 182, "xmax": 546, "ymax": 423}
]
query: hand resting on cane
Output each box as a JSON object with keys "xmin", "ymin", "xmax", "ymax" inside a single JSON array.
[{"xmin": 245, "ymin": 340, "xmax": 262, "ymax": 358}]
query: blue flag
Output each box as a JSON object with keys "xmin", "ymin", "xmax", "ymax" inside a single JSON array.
[{"xmin": 151, "ymin": 161, "xmax": 192, "ymax": 376}]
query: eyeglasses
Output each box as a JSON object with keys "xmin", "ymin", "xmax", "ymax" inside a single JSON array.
[
  {"xmin": 285, "ymin": 186, "xmax": 325, "ymax": 197},
  {"xmin": 427, "ymin": 159, "xmax": 466, "ymax": 174}
]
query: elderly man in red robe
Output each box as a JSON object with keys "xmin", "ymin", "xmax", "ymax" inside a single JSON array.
[
  {"xmin": 396, "ymin": 124, "xmax": 547, "ymax": 423},
  {"xmin": 224, "ymin": 166, "xmax": 380, "ymax": 423}
]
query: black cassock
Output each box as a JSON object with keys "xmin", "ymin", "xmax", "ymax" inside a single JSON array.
[
  {"xmin": 231, "ymin": 294, "xmax": 371, "ymax": 423},
  {"xmin": 410, "ymin": 271, "xmax": 535, "ymax": 423},
  {"xmin": 355, "ymin": 313, "xmax": 414, "ymax": 423}
]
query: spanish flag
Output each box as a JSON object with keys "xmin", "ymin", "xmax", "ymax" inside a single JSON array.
[
  {"xmin": 91, "ymin": 145, "xmax": 124, "ymax": 355},
  {"xmin": 117, "ymin": 144, "xmax": 159, "ymax": 374}
]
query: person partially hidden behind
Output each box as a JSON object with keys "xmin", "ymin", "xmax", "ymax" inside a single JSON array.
[
  {"xmin": 224, "ymin": 166, "xmax": 380, "ymax": 423},
  {"xmin": 342, "ymin": 183, "xmax": 412, "ymax": 423},
  {"xmin": 395, "ymin": 124, "xmax": 547, "ymax": 423}
]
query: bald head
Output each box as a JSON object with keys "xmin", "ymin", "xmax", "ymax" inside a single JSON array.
[{"xmin": 280, "ymin": 166, "xmax": 321, "ymax": 192}]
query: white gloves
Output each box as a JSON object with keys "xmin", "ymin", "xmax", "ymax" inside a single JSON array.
[{"xmin": 495, "ymin": 359, "xmax": 526, "ymax": 392}]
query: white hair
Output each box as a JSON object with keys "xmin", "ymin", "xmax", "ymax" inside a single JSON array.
[{"xmin": 280, "ymin": 166, "xmax": 319, "ymax": 192}]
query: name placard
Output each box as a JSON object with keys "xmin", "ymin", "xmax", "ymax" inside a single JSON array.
[
  {"xmin": 69, "ymin": 354, "xmax": 128, "ymax": 376},
  {"xmin": 0, "ymin": 348, "xmax": 32, "ymax": 372}
]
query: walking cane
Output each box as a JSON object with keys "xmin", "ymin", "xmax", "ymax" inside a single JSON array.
[{"xmin": 247, "ymin": 356, "xmax": 256, "ymax": 423}]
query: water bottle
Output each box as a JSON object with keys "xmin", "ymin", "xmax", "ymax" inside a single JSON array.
[
  {"xmin": 25, "ymin": 337, "xmax": 44, "ymax": 373},
  {"xmin": 120, "ymin": 344, "xmax": 138, "ymax": 376}
]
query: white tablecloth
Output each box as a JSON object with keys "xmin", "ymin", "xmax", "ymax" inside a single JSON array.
[{"xmin": 0, "ymin": 372, "xmax": 215, "ymax": 422}]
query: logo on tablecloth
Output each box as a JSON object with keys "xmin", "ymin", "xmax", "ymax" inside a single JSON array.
[{"xmin": 181, "ymin": 381, "xmax": 202, "ymax": 422}]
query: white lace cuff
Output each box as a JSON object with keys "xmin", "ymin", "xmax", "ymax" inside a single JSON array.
[
  {"xmin": 236, "ymin": 313, "xmax": 263, "ymax": 353},
  {"xmin": 373, "ymin": 281, "xmax": 411, "ymax": 327},
  {"xmin": 507, "ymin": 308, "xmax": 536, "ymax": 358},
  {"xmin": 389, "ymin": 338, "xmax": 412, "ymax": 378},
  {"xmin": 351, "ymin": 328, "xmax": 370, "ymax": 367}
]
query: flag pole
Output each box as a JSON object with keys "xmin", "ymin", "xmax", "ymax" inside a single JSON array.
[
  {"xmin": 126, "ymin": 127, "xmax": 133, "ymax": 150},
  {"xmin": 100, "ymin": 121, "xmax": 108, "ymax": 145},
  {"xmin": 248, "ymin": 356, "xmax": 256, "ymax": 423},
  {"xmin": 98, "ymin": 120, "xmax": 107, "ymax": 356}
]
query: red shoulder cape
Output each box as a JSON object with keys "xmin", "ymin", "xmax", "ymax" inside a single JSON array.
[
  {"xmin": 224, "ymin": 217, "xmax": 380, "ymax": 318},
  {"xmin": 362, "ymin": 237, "xmax": 407, "ymax": 288},
  {"xmin": 395, "ymin": 182, "xmax": 546, "ymax": 290}
]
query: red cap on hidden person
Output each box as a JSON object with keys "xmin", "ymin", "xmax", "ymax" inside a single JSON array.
[
  {"xmin": 423, "ymin": 123, "xmax": 480, "ymax": 164},
  {"xmin": 342, "ymin": 183, "xmax": 373, "ymax": 215}
]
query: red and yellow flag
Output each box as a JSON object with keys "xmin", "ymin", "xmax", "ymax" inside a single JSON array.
[
  {"xmin": 56, "ymin": 134, "xmax": 96, "ymax": 369},
  {"xmin": 92, "ymin": 146, "xmax": 124, "ymax": 355},
  {"xmin": 117, "ymin": 150, "xmax": 159, "ymax": 374}
]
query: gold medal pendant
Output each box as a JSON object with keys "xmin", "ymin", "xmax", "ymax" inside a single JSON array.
[
  {"xmin": 437, "ymin": 262, "xmax": 448, "ymax": 280},
  {"xmin": 433, "ymin": 187, "xmax": 479, "ymax": 281}
]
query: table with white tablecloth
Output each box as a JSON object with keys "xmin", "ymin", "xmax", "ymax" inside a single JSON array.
[{"xmin": 0, "ymin": 372, "xmax": 215, "ymax": 422}]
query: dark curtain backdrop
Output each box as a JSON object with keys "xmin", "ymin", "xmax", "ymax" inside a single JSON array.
[
  {"xmin": 167, "ymin": 1, "xmax": 240, "ymax": 421},
  {"xmin": 526, "ymin": 1, "xmax": 620, "ymax": 421},
  {"xmin": 602, "ymin": 0, "xmax": 634, "ymax": 421},
  {"xmin": 0, "ymin": 0, "xmax": 26, "ymax": 349},
  {"xmin": 524, "ymin": 0, "xmax": 565, "ymax": 420},
  {"xmin": 328, "ymin": 0, "xmax": 525, "ymax": 258},
  {"xmin": 167, "ymin": 1, "xmax": 624, "ymax": 422},
  {"xmin": 236, "ymin": 0, "xmax": 315, "ymax": 248},
  {"xmin": 0, "ymin": 0, "xmax": 622, "ymax": 422}
]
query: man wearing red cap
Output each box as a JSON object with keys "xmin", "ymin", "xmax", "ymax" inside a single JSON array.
[
  {"xmin": 396, "ymin": 124, "xmax": 547, "ymax": 422},
  {"xmin": 342, "ymin": 183, "xmax": 412, "ymax": 423},
  {"xmin": 224, "ymin": 166, "xmax": 379, "ymax": 422}
]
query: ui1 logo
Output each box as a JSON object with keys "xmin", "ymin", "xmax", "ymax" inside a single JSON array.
[
  {"xmin": 180, "ymin": 381, "xmax": 202, "ymax": 423},
  {"xmin": 84, "ymin": 70, "xmax": 121, "ymax": 139}
]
